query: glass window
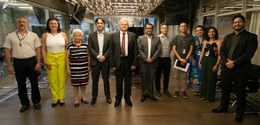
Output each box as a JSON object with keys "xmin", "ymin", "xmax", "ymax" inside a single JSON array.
[
  {"xmin": 217, "ymin": 14, "xmax": 238, "ymax": 40},
  {"xmin": 203, "ymin": 16, "xmax": 215, "ymax": 28}
]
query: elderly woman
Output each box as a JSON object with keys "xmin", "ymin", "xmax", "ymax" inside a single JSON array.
[
  {"xmin": 66, "ymin": 29, "xmax": 89, "ymax": 107},
  {"xmin": 42, "ymin": 17, "xmax": 68, "ymax": 107}
]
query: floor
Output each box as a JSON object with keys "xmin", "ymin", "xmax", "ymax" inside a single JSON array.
[{"xmin": 0, "ymin": 71, "xmax": 259, "ymax": 125}]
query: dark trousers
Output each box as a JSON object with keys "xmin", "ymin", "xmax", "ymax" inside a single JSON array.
[
  {"xmin": 155, "ymin": 57, "xmax": 171, "ymax": 91},
  {"xmin": 114, "ymin": 57, "xmax": 132, "ymax": 100},
  {"xmin": 91, "ymin": 62, "xmax": 110, "ymax": 98},
  {"xmin": 220, "ymin": 70, "xmax": 248, "ymax": 115},
  {"xmin": 13, "ymin": 57, "xmax": 41, "ymax": 106},
  {"xmin": 140, "ymin": 62, "xmax": 157, "ymax": 96}
]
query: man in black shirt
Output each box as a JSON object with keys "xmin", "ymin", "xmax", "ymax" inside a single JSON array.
[{"xmin": 212, "ymin": 15, "xmax": 258, "ymax": 123}]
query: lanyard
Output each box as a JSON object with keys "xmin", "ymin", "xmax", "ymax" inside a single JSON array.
[{"xmin": 16, "ymin": 31, "xmax": 28, "ymax": 46}]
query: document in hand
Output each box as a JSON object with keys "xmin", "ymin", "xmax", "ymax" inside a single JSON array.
[{"xmin": 173, "ymin": 59, "xmax": 190, "ymax": 72}]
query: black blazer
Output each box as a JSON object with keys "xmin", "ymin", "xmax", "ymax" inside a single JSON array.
[
  {"xmin": 220, "ymin": 29, "xmax": 258, "ymax": 73},
  {"xmin": 88, "ymin": 31, "xmax": 110, "ymax": 66},
  {"xmin": 109, "ymin": 31, "xmax": 138, "ymax": 69}
]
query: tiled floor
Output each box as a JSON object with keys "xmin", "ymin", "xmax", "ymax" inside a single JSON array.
[{"xmin": 0, "ymin": 73, "xmax": 259, "ymax": 125}]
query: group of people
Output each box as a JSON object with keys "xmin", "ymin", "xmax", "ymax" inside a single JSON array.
[{"xmin": 3, "ymin": 15, "xmax": 258, "ymax": 123}]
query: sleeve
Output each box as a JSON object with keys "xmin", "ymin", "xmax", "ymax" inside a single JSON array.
[
  {"xmin": 3, "ymin": 34, "xmax": 12, "ymax": 49},
  {"xmin": 33, "ymin": 32, "xmax": 41, "ymax": 48}
]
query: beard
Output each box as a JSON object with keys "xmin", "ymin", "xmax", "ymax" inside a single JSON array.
[{"xmin": 233, "ymin": 25, "xmax": 244, "ymax": 32}]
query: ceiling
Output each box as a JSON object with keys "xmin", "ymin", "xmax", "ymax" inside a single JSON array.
[{"xmin": 65, "ymin": 0, "xmax": 197, "ymax": 16}]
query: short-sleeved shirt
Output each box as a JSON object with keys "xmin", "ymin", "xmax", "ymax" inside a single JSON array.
[
  {"xmin": 3, "ymin": 30, "xmax": 41, "ymax": 58},
  {"xmin": 172, "ymin": 34, "xmax": 194, "ymax": 60}
]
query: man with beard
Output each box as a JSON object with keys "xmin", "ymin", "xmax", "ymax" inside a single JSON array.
[
  {"xmin": 212, "ymin": 15, "xmax": 258, "ymax": 123},
  {"xmin": 4, "ymin": 16, "xmax": 42, "ymax": 113},
  {"xmin": 138, "ymin": 23, "xmax": 161, "ymax": 102}
]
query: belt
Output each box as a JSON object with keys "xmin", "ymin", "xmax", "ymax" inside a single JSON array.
[{"xmin": 13, "ymin": 56, "xmax": 35, "ymax": 60}]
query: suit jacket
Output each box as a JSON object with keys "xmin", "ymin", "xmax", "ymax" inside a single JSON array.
[
  {"xmin": 137, "ymin": 35, "xmax": 161, "ymax": 65},
  {"xmin": 88, "ymin": 31, "xmax": 110, "ymax": 66},
  {"xmin": 109, "ymin": 31, "xmax": 137, "ymax": 69},
  {"xmin": 220, "ymin": 29, "xmax": 258, "ymax": 73}
]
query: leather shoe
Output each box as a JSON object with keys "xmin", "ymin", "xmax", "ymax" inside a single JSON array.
[
  {"xmin": 34, "ymin": 103, "xmax": 41, "ymax": 110},
  {"xmin": 140, "ymin": 95, "xmax": 146, "ymax": 102},
  {"xmin": 147, "ymin": 95, "xmax": 158, "ymax": 101},
  {"xmin": 20, "ymin": 105, "xmax": 29, "ymax": 113},
  {"xmin": 114, "ymin": 100, "xmax": 121, "ymax": 107},
  {"xmin": 106, "ymin": 97, "xmax": 112, "ymax": 104},
  {"xmin": 125, "ymin": 99, "xmax": 132, "ymax": 107},
  {"xmin": 74, "ymin": 103, "xmax": 80, "ymax": 108},
  {"xmin": 51, "ymin": 101, "xmax": 59, "ymax": 107},
  {"xmin": 163, "ymin": 90, "xmax": 172, "ymax": 97},
  {"xmin": 235, "ymin": 114, "xmax": 244, "ymax": 123},
  {"xmin": 212, "ymin": 106, "xmax": 228, "ymax": 113},
  {"xmin": 90, "ymin": 98, "xmax": 96, "ymax": 105}
]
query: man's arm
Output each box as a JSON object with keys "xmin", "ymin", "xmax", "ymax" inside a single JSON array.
[{"xmin": 4, "ymin": 48, "xmax": 15, "ymax": 74}]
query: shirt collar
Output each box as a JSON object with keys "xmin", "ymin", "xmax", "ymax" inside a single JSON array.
[
  {"xmin": 159, "ymin": 33, "xmax": 168, "ymax": 38},
  {"xmin": 97, "ymin": 30, "xmax": 104, "ymax": 34}
]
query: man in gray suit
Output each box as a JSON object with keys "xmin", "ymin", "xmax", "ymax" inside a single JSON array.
[
  {"xmin": 110, "ymin": 18, "xmax": 138, "ymax": 107},
  {"xmin": 88, "ymin": 18, "xmax": 112, "ymax": 105},
  {"xmin": 138, "ymin": 23, "xmax": 161, "ymax": 102}
]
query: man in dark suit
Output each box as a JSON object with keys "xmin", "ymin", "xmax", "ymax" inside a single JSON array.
[
  {"xmin": 137, "ymin": 23, "xmax": 161, "ymax": 102},
  {"xmin": 110, "ymin": 18, "xmax": 138, "ymax": 107},
  {"xmin": 212, "ymin": 15, "xmax": 258, "ymax": 123},
  {"xmin": 88, "ymin": 18, "xmax": 112, "ymax": 105}
]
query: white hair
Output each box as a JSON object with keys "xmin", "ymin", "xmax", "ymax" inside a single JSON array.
[
  {"xmin": 72, "ymin": 29, "xmax": 83, "ymax": 36},
  {"xmin": 119, "ymin": 18, "xmax": 129, "ymax": 25}
]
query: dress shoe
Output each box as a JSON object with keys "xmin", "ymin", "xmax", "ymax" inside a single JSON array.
[
  {"xmin": 163, "ymin": 90, "xmax": 172, "ymax": 97},
  {"xmin": 90, "ymin": 98, "xmax": 96, "ymax": 105},
  {"xmin": 147, "ymin": 95, "xmax": 158, "ymax": 101},
  {"xmin": 59, "ymin": 101, "xmax": 66, "ymax": 106},
  {"xmin": 125, "ymin": 99, "xmax": 132, "ymax": 107},
  {"xmin": 106, "ymin": 97, "xmax": 112, "ymax": 104},
  {"xmin": 182, "ymin": 92, "xmax": 189, "ymax": 99},
  {"xmin": 74, "ymin": 103, "xmax": 80, "ymax": 108},
  {"xmin": 81, "ymin": 99, "xmax": 89, "ymax": 104},
  {"xmin": 140, "ymin": 95, "xmax": 146, "ymax": 102},
  {"xmin": 51, "ymin": 100, "xmax": 59, "ymax": 107},
  {"xmin": 212, "ymin": 106, "xmax": 228, "ymax": 113},
  {"xmin": 114, "ymin": 100, "xmax": 121, "ymax": 107},
  {"xmin": 156, "ymin": 91, "xmax": 161, "ymax": 97},
  {"xmin": 235, "ymin": 114, "xmax": 244, "ymax": 123},
  {"xmin": 34, "ymin": 103, "xmax": 41, "ymax": 110},
  {"xmin": 20, "ymin": 105, "xmax": 29, "ymax": 113},
  {"xmin": 173, "ymin": 91, "xmax": 179, "ymax": 98}
]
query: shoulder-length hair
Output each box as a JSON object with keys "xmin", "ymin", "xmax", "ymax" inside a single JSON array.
[
  {"xmin": 45, "ymin": 17, "xmax": 61, "ymax": 33},
  {"xmin": 205, "ymin": 26, "xmax": 219, "ymax": 41}
]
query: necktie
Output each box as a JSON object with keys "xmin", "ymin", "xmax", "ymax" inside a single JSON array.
[{"xmin": 121, "ymin": 32, "xmax": 126, "ymax": 56}]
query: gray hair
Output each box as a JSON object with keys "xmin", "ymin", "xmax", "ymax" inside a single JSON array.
[{"xmin": 72, "ymin": 29, "xmax": 83, "ymax": 36}]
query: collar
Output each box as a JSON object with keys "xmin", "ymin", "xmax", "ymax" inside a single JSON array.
[{"xmin": 159, "ymin": 33, "xmax": 168, "ymax": 38}]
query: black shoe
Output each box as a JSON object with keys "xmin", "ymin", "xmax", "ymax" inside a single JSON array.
[
  {"xmin": 90, "ymin": 98, "xmax": 96, "ymax": 105},
  {"xmin": 147, "ymin": 95, "xmax": 158, "ymax": 101},
  {"xmin": 106, "ymin": 97, "xmax": 112, "ymax": 104},
  {"xmin": 156, "ymin": 91, "xmax": 161, "ymax": 97},
  {"xmin": 125, "ymin": 99, "xmax": 132, "ymax": 107},
  {"xmin": 114, "ymin": 100, "xmax": 121, "ymax": 107},
  {"xmin": 20, "ymin": 105, "xmax": 29, "ymax": 113},
  {"xmin": 212, "ymin": 106, "xmax": 228, "ymax": 113},
  {"xmin": 51, "ymin": 101, "xmax": 59, "ymax": 107},
  {"xmin": 235, "ymin": 114, "xmax": 244, "ymax": 123},
  {"xmin": 163, "ymin": 90, "xmax": 172, "ymax": 97},
  {"xmin": 81, "ymin": 99, "xmax": 89, "ymax": 104},
  {"xmin": 140, "ymin": 95, "xmax": 146, "ymax": 102},
  {"xmin": 34, "ymin": 103, "xmax": 41, "ymax": 110},
  {"xmin": 74, "ymin": 103, "xmax": 80, "ymax": 108}
]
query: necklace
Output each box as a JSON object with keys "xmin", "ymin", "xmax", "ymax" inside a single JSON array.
[{"xmin": 16, "ymin": 31, "xmax": 28, "ymax": 46}]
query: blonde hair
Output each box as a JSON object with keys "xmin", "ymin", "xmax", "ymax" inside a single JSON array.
[{"xmin": 72, "ymin": 29, "xmax": 83, "ymax": 36}]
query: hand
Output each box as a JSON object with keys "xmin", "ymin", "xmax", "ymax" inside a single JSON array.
[
  {"xmin": 98, "ymin": 56, "xmax": 105, "ymax": 62},
  {"xmin": 66, "ymin": 69, "xmax": 71, "ymax": 75},
  {"xmin": 131, "ymin": 66, "xmax": 136, "ymax": 70},
  {"xmin": 8, "ymin": 65, "xmax": 15, "ymax": 75},
  {"xmin": 212, "ymin": 65, "xmax": 218, "ymax": 72},
  {"xmin": 180, "ymin": 58, "xmax": 187, "ymax": 64},
  {"xmin": 226, "ymin": 59, "xmax": 235, "ymax": 69},
  {"xmin": 44, "ymin": 61, "xmax": 52, "ymax": 70},
  {"xmin": 34, "ymin": 63, "xmax": 41, "ymax": 72},
  {"xmin": 191, "ymin": 58, "xmax": 196, "ymax": 66},
  {"xmin": 199, "ymin": 63, "xmax": 202, "ymax": 70},
  {"xmin": 146, "ymin": 58, "xmax": 153, "ymax": 63}
]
